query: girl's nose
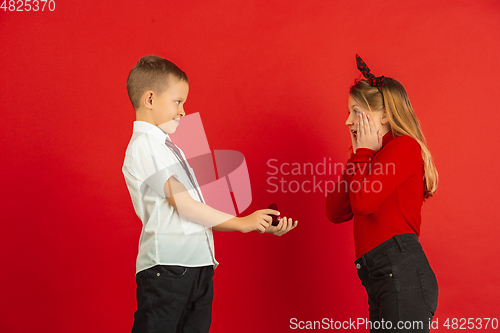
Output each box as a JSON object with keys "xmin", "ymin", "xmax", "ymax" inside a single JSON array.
[{"xmin": 345, "ymin": 115, "xmax": 352, "ymax": 126}]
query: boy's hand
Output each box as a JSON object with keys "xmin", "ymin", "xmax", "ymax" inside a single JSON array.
[
  {"xmin": 239, "ymin": 209, "xmax": 278, "ymax": 234},
  {"xmin": 265, "ymin": 216, "xmax": 298, "ymax": 236}
]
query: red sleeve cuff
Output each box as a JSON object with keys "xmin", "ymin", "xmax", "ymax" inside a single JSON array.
[
  {"xmin": 345, "ymin": 148, "xmax": 376, "ymax": 176},
  {"xmin": 348, "ymin": 148, "xmax": 376, "ymax": 163}
]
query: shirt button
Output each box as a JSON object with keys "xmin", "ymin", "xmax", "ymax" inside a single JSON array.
[
  {"xmin": 356, "ymin": 263, "xmax": 361, "ymax": 269},
  {"xmin": 157, "ymin": 273, "xmax": 160, "ymax": 277}
]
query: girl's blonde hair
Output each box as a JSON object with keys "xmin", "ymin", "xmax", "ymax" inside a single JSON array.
[{"xmin": 350, "ymin": 79, "xmax": 438, "ymax": 200}]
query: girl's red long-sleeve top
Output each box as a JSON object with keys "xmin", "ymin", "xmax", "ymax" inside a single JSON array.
[{"xmin": 326, "ymin": 131, "xmax": 424, "ymax": 259}]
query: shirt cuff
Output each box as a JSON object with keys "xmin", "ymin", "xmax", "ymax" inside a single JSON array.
[{"xmin": 143, "ymin": 168, "xmax": 171, "ymax": 199}]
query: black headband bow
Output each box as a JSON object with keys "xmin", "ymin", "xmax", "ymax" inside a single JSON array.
[{"xmin": 356, "ymin": 54, "xmax": 386, "ymax": 91}]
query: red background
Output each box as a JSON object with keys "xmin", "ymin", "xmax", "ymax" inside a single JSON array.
[{"xmin": 1, "ymin": 0, "xmax": 500, "ymax": 332}]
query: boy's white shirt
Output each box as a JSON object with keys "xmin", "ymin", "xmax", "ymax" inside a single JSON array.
[{"xmin": 123, "ymin": 121, "xmax": 218, "ymax": 274}]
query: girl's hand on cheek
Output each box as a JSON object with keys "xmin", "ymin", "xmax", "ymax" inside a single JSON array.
[{"xmin": 356, "ymin": 112, "xmax": 383, "ymax": 152}]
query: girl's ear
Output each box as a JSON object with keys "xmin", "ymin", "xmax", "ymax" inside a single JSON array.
[{"xmin": 380, "ymin": 108, "xmax": 389, "ymax": 125}]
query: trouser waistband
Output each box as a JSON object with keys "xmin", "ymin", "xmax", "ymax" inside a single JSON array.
[{"xmin": 354, "ymin": 233, "xmax": 420, "ymax": 266}]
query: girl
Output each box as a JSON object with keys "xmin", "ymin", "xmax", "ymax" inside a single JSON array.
[{"xmin": 326, "ymin": 55, "xmax": 439, "ymax": 332}]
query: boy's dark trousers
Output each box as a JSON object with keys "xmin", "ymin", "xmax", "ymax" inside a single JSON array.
[{"xmin": 131, "ymin": 265, "xmax": 214, "ymax": 333}]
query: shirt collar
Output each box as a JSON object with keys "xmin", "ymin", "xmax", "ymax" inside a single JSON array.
[{"xmin": 133, "ymin": 121, "xmax": 170, "ymax": 143}]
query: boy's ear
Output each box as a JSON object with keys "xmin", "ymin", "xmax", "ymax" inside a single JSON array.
[{"xmin": 143, "ymin": 91, "xmax": 154, "ymax": 110}]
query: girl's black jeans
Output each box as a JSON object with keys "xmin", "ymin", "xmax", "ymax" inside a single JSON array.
[{"xmin": 355, "ymin": 233, "xmax": 439, "ymax": 333}]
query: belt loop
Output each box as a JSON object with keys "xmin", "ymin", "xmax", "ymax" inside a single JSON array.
[{"xmin": 395, "ymin": 235, "xmax": 406, "ymax": 253}]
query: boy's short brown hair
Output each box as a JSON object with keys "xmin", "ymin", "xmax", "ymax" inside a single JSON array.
[{"xmin": 126, "ymin": 55, "xmax": 188, "ymax": 110}]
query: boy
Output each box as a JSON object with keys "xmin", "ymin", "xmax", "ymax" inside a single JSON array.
[{"xmin": 123, "ymin": 55, "xmax": 297, "ymax": 333}]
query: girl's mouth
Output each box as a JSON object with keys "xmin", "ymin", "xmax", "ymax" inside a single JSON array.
[{"xmin": 351, "ymin": 130, "xmax": 357, "ymax": 138}]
